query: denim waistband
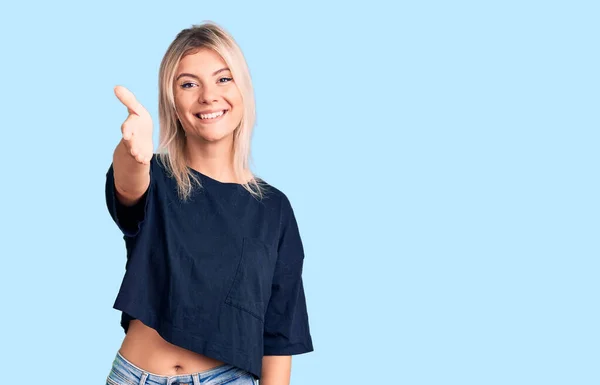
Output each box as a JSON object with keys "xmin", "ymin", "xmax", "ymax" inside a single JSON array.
[{"xmin": 109, "ymin": 350, "xmax": 253, "ymax": 385}]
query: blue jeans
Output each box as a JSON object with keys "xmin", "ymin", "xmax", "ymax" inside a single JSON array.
[{"xmin": 106, "ymin": 351, "xmax": 258, "ymax": 385}]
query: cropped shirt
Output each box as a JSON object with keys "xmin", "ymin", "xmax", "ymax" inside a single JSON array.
[{"xmin": 104, "ymin": 155, "xmax": 314, "ymax": 380}]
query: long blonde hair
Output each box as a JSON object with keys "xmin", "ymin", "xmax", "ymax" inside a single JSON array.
[{"xmin": 157, "ymin": 21, "xmax": 267, "ymax": 201}]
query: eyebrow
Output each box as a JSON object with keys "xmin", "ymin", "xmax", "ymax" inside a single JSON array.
[{"xmin": 176, "ymin": 67, "xmax": 231, "ymax": 81}]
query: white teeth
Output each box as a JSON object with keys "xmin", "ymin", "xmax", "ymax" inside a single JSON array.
[{"xmin": 198, "ymin": 110, "xmax": 225, "ymax": 119}]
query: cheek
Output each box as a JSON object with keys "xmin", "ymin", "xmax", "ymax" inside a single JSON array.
[
  {"xmin": 226, "ymin": 86, "xmax": 244, "ymax": 107},
  {"xmin": 230, "ymin": 98, "xmax": 244, "ymax": 120},
  {"xmin": 174, "ymin": 91, "xmax": 194, "ymax": 109},
  {"xmin": 233, "ymin": 96, "xmax": 244, "ymax": 109},
  {"xmin": 173, "ymin": 95, "xmax": 185, "ymax": 114}
]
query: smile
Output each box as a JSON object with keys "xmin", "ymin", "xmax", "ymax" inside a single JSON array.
[{"xmin": 195, "ymin": 109, "xmax": 228, "ymax": 122}]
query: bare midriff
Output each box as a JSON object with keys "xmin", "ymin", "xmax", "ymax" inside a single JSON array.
[{"xmin": 118, "ymin": 319, "xmax": 226, "ymax": 376}]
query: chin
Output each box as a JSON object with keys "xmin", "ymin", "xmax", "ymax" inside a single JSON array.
[{"xmin": 197, "ymin": 130, "xmax": 235, "ymax": 143}]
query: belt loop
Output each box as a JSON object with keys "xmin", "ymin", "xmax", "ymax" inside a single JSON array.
[
  {"xmin": 138, "ymin": 372, "xmax": 148, "ymax": 385},
  {"xmin": 192, "ymin": 373, "xmax": 201, "ymax": 385}
]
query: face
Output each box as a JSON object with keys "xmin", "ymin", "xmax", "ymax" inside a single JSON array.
[{"xmin": 173, "ymin": 48, "xmax": 243, "ymax": 143}]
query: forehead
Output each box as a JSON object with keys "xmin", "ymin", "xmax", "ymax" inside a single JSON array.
[{"xmin": 177, "ymin": 48, "xmax": 227, "ymax": 73}]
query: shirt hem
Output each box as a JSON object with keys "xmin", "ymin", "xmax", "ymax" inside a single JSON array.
[{"xmin": 113, "ymin": 303, "xmax": 262, "ymax": 380}]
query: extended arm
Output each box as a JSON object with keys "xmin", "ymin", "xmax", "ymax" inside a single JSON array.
[{"xmin": 112, "ymin": 85, "xmax": 153, "ymax": 207}]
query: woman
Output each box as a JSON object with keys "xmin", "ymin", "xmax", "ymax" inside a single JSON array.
[{"xmin": 104, "ymin": 22, "xmax": 314, "ymax": 385}]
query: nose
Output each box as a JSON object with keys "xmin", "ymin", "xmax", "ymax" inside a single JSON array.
[{"xmin": 198, "ymin": 83, "xmax": 219, "ymax": 104}]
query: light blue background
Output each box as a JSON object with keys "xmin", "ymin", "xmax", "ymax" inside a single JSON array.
[{"xmin": 0, "ymin": 1, "xmax": 598, "ymax": 384}]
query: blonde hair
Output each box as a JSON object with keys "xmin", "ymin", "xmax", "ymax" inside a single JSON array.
[{"xmin": 157, "ymin": 21, "xmax": 268, "ymax": 201}]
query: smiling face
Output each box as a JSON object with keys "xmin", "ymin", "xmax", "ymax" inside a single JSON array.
[{"xmin": 174, "ymin": 48, "xmax": 243, "ymax": 143}]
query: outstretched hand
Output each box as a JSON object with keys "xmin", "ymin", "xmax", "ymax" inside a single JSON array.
[{"xmin": 114, "ymin": 85, "xmax": 154, "ymax": 165}]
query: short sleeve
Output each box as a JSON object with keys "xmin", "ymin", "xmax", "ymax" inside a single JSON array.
[
  {"xmin": 263, "ymin": 194, "xmax": 314, "ymax": 355},
  {"xmin": 105, "ymin": 158, "xmax": 154, "ymax": 238}
]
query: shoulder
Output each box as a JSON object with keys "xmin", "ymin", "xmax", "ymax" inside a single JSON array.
[
  {"xmin": 253, "ymin": 179, "xmax": 291, "ymax": 207},
  {"xmin": 255, "ymin": 182, "xmax": 299, "ymax": 230},
  {"xmin": 148, "ymin": 153, "xmax": 177, "ymax": 183},
  {"xmin": 151, "ymin": 153, "xmax": 168, "ymax": 173}
]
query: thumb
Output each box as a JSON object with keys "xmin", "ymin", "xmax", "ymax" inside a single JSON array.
[{"xmin": 114, "ymin": 85, "xmax": 145, "ymax": 116}]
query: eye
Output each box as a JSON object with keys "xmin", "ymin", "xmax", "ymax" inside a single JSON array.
[
  {"xmin": 219, "ymin": 77, "xmax": 233, "ymax": 83},
  {"xmin": 181, "ymin": 82, "xmax": 196, "ymax": 89}
]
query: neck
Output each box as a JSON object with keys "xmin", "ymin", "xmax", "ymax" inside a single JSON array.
[{"xmin": 184, "ymin": 135, "xmax": 247, "ymax": 184}]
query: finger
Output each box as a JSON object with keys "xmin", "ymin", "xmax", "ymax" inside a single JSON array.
[
  {"xmin": 114, "ymin": 85, "xmax": 145, "ymax": 116},
  {"xmin": 135, "ymin": 153, "xmax": 146, "ymax": 164}
]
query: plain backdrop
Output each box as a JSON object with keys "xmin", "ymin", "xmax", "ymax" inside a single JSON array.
[{"xmin": 0, "ymin": 1, "xmax": 598, "ymax": 384}]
